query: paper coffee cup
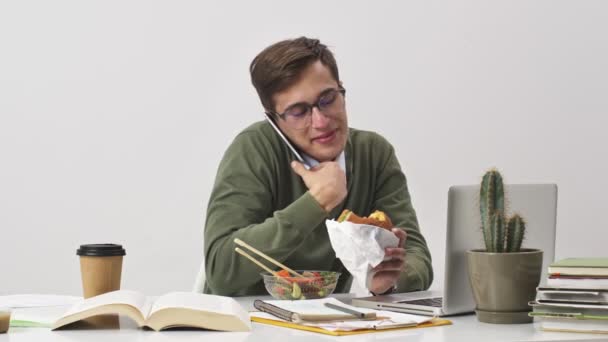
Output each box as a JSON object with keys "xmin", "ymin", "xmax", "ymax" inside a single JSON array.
[
  {"xmin": 0, "ymin": 307, "xmax": 10, "ymax": 334},
  {"xmin": 77, "ymin": 244, "xmax": 126, "ymax": 298}
]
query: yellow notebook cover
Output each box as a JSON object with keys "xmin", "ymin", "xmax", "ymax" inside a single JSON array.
[{"xmin": 250, "ymin": 315, "xmax": 452, "ymax": 336}]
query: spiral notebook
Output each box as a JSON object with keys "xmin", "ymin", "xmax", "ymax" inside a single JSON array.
[{"xmin": 253, "ymin": 298, "xmax": 377, "ymax": 323}]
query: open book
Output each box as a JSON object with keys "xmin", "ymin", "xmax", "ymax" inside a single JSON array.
[{"xmin": 51, "ymin": 290, "xmax": 251, "ymax": 331}]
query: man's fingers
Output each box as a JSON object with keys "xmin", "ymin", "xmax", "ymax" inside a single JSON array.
[
  {"xmin": 384, "ymin": 247, "xmax": 406, "ymax": 260},
  {"xmin": 374, "ymin": 246, "xmax": 406, "ymax": 272},
  {"xmin": 392, "ymin": 228, "xmax": 407, "ymax": 247},
  {"xmin": 291, "ymin": 161, "xmax": 308, "ymax": 177},
  {"xmin": 373, "ymin": 270, "xmax": 401, "ymax": 279},
  {"xmin": 373, "ymin": 258, "xmax": 405, "ymax": 272}
]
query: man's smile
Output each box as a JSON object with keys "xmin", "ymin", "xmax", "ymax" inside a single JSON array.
[{"xmin": 312, "ymin": 129, "xmax": 337, "ymax": 144}]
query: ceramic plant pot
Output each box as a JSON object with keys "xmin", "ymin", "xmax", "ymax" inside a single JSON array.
[{"xmin": 466, "ymin": 248, "xmax": 542, "ymax": 324}]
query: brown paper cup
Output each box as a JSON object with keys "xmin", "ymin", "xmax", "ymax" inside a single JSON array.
[
  {"xmin": 0, "ymin": 308, "xmax": 10, "ymax": 334},
  {"xmin": 77, "ymin": 244, "xmax": 126, "ymax": 298}
]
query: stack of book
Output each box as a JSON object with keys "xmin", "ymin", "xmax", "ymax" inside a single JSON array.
[{"xmin": 530, "ymin": 258, "xmax": 608, "ymax": 334}]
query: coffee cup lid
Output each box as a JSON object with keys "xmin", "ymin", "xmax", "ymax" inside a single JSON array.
[{"xmin": 77, "ymin": 244, "xmax": 126, "ymax": 257}]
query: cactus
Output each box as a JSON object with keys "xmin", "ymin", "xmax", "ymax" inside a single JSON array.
[
  {"xmin": 480, "ymin": 170, "xmax": 505, "ymax": 251},
  {"xmin": 479, "ymin": 169, "xmax": 526, "ymax": 252},
  {"xmin": 506, "ymin": 214, "xmax": 526, "ymax": 252},
  {"xmin": 490, "ymin": 212, "xmax": 505, "ymax": 252}
]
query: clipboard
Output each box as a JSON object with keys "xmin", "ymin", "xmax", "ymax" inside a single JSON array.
[{"xmin": 250, "ymin": 314, "xmax": 452, "ymax": 336}]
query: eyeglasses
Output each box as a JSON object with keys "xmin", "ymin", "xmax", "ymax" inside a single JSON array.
[{"xmin": 267, "ymin": 87, "xmax": 346, "ymax": 130}]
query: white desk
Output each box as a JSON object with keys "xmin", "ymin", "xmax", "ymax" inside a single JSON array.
[{"xmin": 1, "ymin": 295, "xmax": 606, "ymax": 342}]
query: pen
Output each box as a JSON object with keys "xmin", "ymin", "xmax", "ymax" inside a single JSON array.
[{"xmin": 324, "ymin": 302, "xmax": 366, "ymax": 318}]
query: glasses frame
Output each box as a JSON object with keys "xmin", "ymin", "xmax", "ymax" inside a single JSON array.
[{"xmin": 266, "ymin": 86, "xmax": 346, "ymax": 130}]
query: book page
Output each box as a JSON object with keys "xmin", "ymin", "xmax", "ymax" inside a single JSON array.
[
  {"xmin": 144, "ymin": 292, "xmax": 251, "ymax": 331},
  {"xmin": 61, "ymin": 290, "xmax": 148, "ymax": 318},
  {"xmin": 149, "ymin": 292, "xmax": 249, "ymax": 321}
]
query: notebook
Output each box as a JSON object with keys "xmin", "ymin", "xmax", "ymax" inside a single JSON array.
[
  {"xmin": 253, "ymin": 298, "xmax": 377, "ymax": 323},
  {"xmin": 352, "ymin": 184, "xmax": 558, "ymax": 316},
  {"xmin": 548, "ymin": 258, "xmax": 608, "ymax": 276}
]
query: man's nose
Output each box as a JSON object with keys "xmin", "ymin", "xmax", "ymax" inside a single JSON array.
[{"xmin": 311, "ymin": 107, "xmax": 331, "ymax": 128}]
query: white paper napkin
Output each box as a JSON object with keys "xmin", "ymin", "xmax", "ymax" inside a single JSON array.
[{"xmin": 326, "ymin": 220, "xmax": 399, "ymax": 290}]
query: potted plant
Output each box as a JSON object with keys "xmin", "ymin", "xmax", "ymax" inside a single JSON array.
[{"xmin": 466, "ymin": 169, "xmax": 543, "ymax": 324}]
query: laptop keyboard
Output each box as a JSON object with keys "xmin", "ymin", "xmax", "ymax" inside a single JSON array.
[{"xmin": 399, "ymin": 297, "xmax": 443, "ymax": 307}]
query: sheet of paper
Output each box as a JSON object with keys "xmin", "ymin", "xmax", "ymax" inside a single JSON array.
[
  {"xmin": 10, "ymin": 306, "xmax": 70, "ymax": 327},
  {"xmin": 0, "ymin": 294, "xmax": 81, "ymax": 308},
  {"xmin": 326, "ymin": 219, "xmax": 399, "ymax": 290}
]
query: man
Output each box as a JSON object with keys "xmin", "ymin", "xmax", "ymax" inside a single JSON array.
[{"xmin": 202, "ymin": 37, "xmax": 432, "ymax": 296}]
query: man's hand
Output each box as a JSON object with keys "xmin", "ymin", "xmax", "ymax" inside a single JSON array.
[
  {"xmin": 291, "ymin": 161, "xmax": 347, "ymax": 213},
  {"xmin": 370, "ymin": 228, "xmax": 407, "ymax": 295}
]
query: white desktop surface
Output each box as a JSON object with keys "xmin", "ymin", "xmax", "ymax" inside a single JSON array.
[{"xmin": 1, "ymin": 295, "xmax": 606, "ymax": 342}]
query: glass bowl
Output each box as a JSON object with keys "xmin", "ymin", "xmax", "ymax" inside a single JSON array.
[{"xmin": 262, "ymin": 270, "xmax": 341, "ymax": 300}]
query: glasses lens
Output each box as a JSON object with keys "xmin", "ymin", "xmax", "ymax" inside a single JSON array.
[
  {"xmin": 318, "ymin": 90, "xmax": 338, "ymax": 109},
  {"xmin": 318, "ymin": 89, "xmax": 344, "ymax": 115},
  {"xmin": 283, "ymin": 103, "xmax": 311, "ymax": 129}
]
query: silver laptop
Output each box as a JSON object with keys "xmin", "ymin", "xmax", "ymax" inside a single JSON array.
[{"xmin": 351, "ymin": 184, "xmax": 558, "ymax": 316}]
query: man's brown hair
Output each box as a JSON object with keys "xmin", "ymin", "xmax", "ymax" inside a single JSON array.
[{"xmin": 250, "ymin": 37, "xmax": 340, "ymax": 113}]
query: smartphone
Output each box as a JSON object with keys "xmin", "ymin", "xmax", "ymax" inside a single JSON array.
[{"xmin": 264, "ymin": 113, "xmax": 310, "ymax": 170}]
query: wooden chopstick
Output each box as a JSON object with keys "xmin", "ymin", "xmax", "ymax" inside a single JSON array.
[
  {"xmin": 235, "ymin": 247, "xmax": 292, "ymax": 286},
  {"xmin": 235, "ymin": 248, "xmax": 276, "ymax": 275},
  {"xmin": 234, "ymin": 238, "xmax": 305, "ymax": 278}
]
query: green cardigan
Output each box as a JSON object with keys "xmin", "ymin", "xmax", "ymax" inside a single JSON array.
[{"xmin": 203, "ymin": 121, "xmax": 433, "ymax": 296}]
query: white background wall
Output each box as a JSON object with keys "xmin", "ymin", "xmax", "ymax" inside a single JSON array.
[{"xmin": 1, "ymin": 0, "xmax": 607, "ymax": 296}]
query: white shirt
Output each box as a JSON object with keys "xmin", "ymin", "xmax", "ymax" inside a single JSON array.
[{"xmin": 302, "ymin": 150, "xmax": 346, "ymax": 179}]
